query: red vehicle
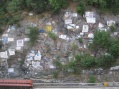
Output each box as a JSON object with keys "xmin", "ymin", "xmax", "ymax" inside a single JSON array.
[{"xmin": 0, "ymin": 79, "xmax": 33, "ymax": 89}]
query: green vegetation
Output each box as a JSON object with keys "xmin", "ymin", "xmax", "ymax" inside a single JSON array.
[
  {"xmin": 16, "ymin": 22, "xmax": 21, "ymax": 28},
  {"xmin": 26, "ymin": 0, "xmax": 50, "ymax": 13},
  {"xmin": 76, "ymin": 1, "xmax": 85, "ymax": 15},
  {"xmin": 86, "ymin": 0, "xmax": 106, "ymax": 9},
  {"xmin": 0, "ymin": 0, "xmax": 119, "ymax": 26},
  {"xmin": 0, "ymin": 0, "xmax": 119, "ymax": 76},
  {"xmin": 49, "ymin": 0, "xmax": 68, "ymax": 13},
  {"xmin": 53, "ymin": 54, "xmax": 96, "ymax": 76},
  {"xmin": 0, "ymin": 0, "xmax": 51, "ymax": 26},
  {"xmin": 40, "ymin": 15, "xmax": 44, "ymax": 19},
  {"xmin": 65, "ymin": 60, "xmax": 81, "ymax": 74},
  {"xmin": 110, "ymin": 25, "xmax": 116, "ymax": 32},
  {"xmin": 0, "ymin": 27, "xmax": 3, "ymax": 34},
  {"xmin": 80, "ymin": 54, "xmax": 96, "ymax": 69},
  {"xmin": 53, "ymin": 56, "xmax": 81, "ymax": 76},
  {"xmin": 74, "ymin": 54, "xmax": 81, "ymax": 62},
  {"xmin": 54, "ymin": 31, "xmax": 119, "ymax": 75},
  {"xmin": 53, "ymin": 71, "xmax": 59, "ymax": 79},
  {"xmin": 54, "ymin": 60, "xmax": 63, "ymax": 71},
  {"xmin": 75, "ymin": 0, "xmax": 119, "ymax": 14},
  {"xmin": 19, "ymin": 59, "xmax": 25, "ymax": 67},
  {"xmin": 0, "ymin": 41, "xmax": 3, "ymax": 50},
  {"xmin": 8, "ymin": 15, "xmax": 22, "ymax": 25},
  {"xmin": 28, "ymin": 27, "xmax": 39, "ymax": 46},
  {"xmin": 48, "ymin": 32, "xmax": 57, "ymax": 40},
  {"xmin": 106, "ymin": 0, "xmax": 119, "ymax": 14},
  {"xmin": 108, "ymin": 39, "xmax": 119, "ymax": 59},
  {"xmin": 89, "ymin": 31, "xmax": 111, "ymax": 56},
  {"xmin": 97, "ymin": 55, "xmax": 115, "ymax": 69},
  {"xmin": 85, "ymin": 0, "xmax": 119, "ymax": 14},
  {"xmin": 7, "ymin": 0, "xmax": 23, "ymax": 14},
  {"xmin": 71, "ymin": 43, "xmax": 78, "ymax": 51},
  {"xmin": 78, "ymin": 38, "xmax": 83, "ymax": 43},
  {"xmin": 89, "ymin": 31, "xmax": 119, "ymax": 68},
  {"xmin": 88, "ymin": 75, "xmax": 96, "ymax": 83},
  {"xmin": 93, "ymin": 31, "xmax": 111, "ymax": 49}
]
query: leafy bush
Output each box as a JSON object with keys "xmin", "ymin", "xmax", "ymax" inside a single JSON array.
[
  {"xmin": 78, "ymin": 38, "xmax": 83, "ymax": 43},
  {"xmin": 74, "ymin": 54, "xmax": 81, "ymax": 62},
  {"xmin": 53, "ymin": 60, "xmax": 63, "ymax": 70},
  {"xmin": 7, "ymin": 0, "xmax": 23, "ymax": 14},
  {"xmin": 106, "ymin": 0, "xmax": 119, "ymax": 14},
  {"xmin": 8, "ymin": 15, "xmax": 22, "ymax": 25},
  {"xmin": 76, "ymin": 1, "xmax": 85, "ymax": 15},
  {"xmin": 108, "ymin": 39, "xmax": 119, "ymax": 59},
  {"xmin": 26, "ymin": 0, "xmax": 51, "ymax": 14},
  {"xmin": 49, "ymin": 0, "xmax": 68, "ymax": 12},
  {"xmin": 88, "ymin": 75, "xmax": 96, "ymax": 83},
  {"xmin": 97, "ymin": 55, "xmax": 116, "ymax": 69},
  {"xmin": 0, "ymin": 41, "xmax": 3, "ymax": 50},
  {"xmin": 0, "ymin": 27, "xmax": 3, "ymax": 34},
  {"xmin": 88, "ymin": 31, "xmax": 111, "ymax": 57},
  {"xmin": 28, "ymin": 27, "xmax": 39, "ymax": 46},
  {"xmin": 16, "ymin": 22, "xmax": 21, "ymax": 28},
  {"xmin": 89, "ymin": 30, "xmax": 119, "ymax": 69},
  {"xmin": 86, "ymin": 0, "xmax": 106, "ymax": 8},
  {"xmin": 65, "ymin": 60, "xmax": 81, "ymax": 74},
  {"xmin": 93, "ymin": 31, "xmax": 111, "ymax": 49},
  {"xmin": 53, "ymin": 71, "xmax": 59, "ymax": 79},
  {"xmin": 110, "ymin": 25, "xmax": 116, "ymax": 32},
  {"xmin": 48, "ymin": 32, "xmax": 57, "ymax": 40},
  {"xmin": 80, "ymin": 54, "xmax": 97, "ymax": 69},
  {"xmin": 72, "ymin": 0, "xmax": 79, "ymax": 2}
]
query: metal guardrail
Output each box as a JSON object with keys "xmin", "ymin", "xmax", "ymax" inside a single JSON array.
[{"xmin": 33, "ymin": 82, "xmax": 119, "ymax": 88}]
